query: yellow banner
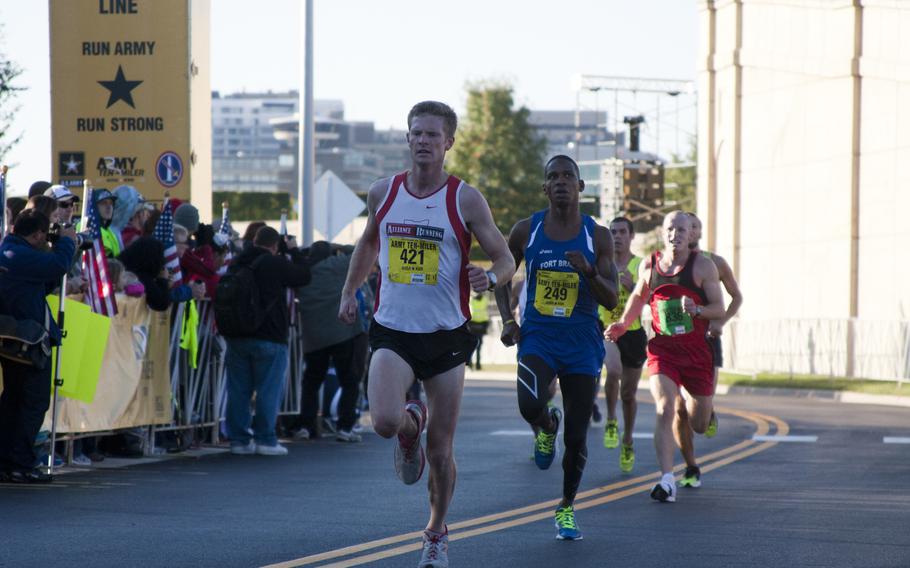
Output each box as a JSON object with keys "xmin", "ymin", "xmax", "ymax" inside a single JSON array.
[
  {"xmin": 50, "ymin": 0, "xmax": 191, "ymax": 202},
  {"xmin": 48, "ymin": 295, "xmax": 111, "ymax": 404},
  {"xmin": 48, "ymin": 295, "xmax": 172, "ymax": 433}
]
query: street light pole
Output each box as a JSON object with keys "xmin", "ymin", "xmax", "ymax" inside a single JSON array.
[{"xmin": 297, "ymin": 0, "xmax": 314, "ymax": 245}]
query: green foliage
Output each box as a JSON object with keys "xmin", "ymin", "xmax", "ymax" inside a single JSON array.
[
  {"xmin": 213, "ymin": 191, "xmax": 291, "ymax": 221},
  {"xmin": 0, "ymin": 25, "xmax": 24, "ymax": 163},
  {"xmin": 448, "ymin": 82, "xmax": 548, "ymax": 235},
  {"xmin": 663, "ymin": 139, "xmax": 697, "ymax": 211}
]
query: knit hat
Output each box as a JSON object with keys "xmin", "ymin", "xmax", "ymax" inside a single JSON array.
[{"xmin": 173, "ymin": 203, "xmax": 200, "ymax": 233}]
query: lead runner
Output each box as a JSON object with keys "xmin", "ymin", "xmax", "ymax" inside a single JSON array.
[{"xmin": 339, "ymin": 101, "xmax": 514, "ymax": 568}]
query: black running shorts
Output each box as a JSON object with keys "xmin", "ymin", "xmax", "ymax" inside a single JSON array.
[
  {"xmin": 369, "ymin": 321, "xmax": 478, "ymax": 381},
  {"xmin": 707, "ymin": 334, "xmax": 723, "ymax": 368},
  {"xmin": 616, "ymin": 327, "xmax": 648, "ymax": 369}
]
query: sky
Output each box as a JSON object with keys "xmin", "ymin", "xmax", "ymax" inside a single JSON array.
[{"xmin": 1, "ymin": 0, "xmax": 698, "ymax": 194}]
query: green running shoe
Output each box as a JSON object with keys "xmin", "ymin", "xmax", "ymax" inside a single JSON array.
[
  {"xmin": 619, "ymin": 443, "xmax": 635, "ymax": 473},
  {"xmin": 705, "ymin": 411, "xmax": 718, "ymax": 438},
  {"xmin": 534, "ymin": 407, "xmax": 561, "ymax": 470},
  {"xmin": 679, "ymin": 465, "xmax": 702, "ymax": 488},
  {"xmin": 603, "ymin": 419, "xmax": 619, "ymax": 449},
  {"xmin": 554, "ymin": 506, "xmax": 582, "ymax": 540}
]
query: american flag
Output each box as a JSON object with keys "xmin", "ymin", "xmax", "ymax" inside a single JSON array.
[
  {"xmin": 82, "ymin": 188, "xmax": 118, "ymax": 316},
  {"xmin": 217, "ymin": 203, "xmax": 233, "ymax": 275},
  {"xmin": 154, "ymin": 198, "xmax": 183, "ymax": 287}
]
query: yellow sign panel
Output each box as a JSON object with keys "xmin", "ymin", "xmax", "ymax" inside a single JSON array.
[{"xmin": 51, "ymin": 0, "xmax": 191, "ymax": 202}]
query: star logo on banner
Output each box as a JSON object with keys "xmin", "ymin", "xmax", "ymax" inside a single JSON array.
[
  {"xmin": 64, "ymin": 155, "xmax": 81, "ymax": 174},
  {"xmin": 98, "ymin": 65, "xmax": 143, "ymax": 109}
]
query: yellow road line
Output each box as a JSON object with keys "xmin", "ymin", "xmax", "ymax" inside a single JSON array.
[{"xmin": 264, "ymin": 406, "xmax": 786, "ymax": 568}]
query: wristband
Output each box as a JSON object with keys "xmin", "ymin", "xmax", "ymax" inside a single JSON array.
[{"xmin": 503, "ymin": 319, "xmax": 515, "ymax": 325}]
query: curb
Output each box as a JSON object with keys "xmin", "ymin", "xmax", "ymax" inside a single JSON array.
[{"xmin": 465, "ymin": 370, "xmax": 910, "ymax": 409}]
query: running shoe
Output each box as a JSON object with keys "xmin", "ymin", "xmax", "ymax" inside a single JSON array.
[
  {"xmin": 603, "ymin": 419, "xmax": 619, "ymax": 449},
  {"xmin": 650, "ymin": 479, "xmax": 677, "ymax": 503},
  {"xmin": 591, "ymin": 403, "xmax": 603, "ymax": 424},
  {"xmin": 394, "ymin": 400, "xmax": 427, "ymax": 485},
  {"xmin": 679, "ymin": 465, "xmax": 702, "ymax": 488},
  {"xmin": 619, "ymin": 443, "xmax": 635, "ymax": 473},
  {"xmin": 554, "ymin": 506, "xmax": 582, "ymax": 540},
  {"xmin": 534, "ymin": 407, "xmax": 561, "ymax": 470},
  {"xmin": 418, "ymin": 529, "xmax": 448, "ymax": 567},
  {"xmin": 705, "ymin": 411, "xmax": 718, "ymax": 438}
]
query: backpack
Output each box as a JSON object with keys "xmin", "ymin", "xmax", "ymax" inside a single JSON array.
[{"xmin": 214, "ymin": 255, "xmax": 273, "ymax": 338}]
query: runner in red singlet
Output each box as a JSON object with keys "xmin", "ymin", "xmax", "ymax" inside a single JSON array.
[{"xmin": 606, "ymin": 211, "xmax": 725, "ymax": 503}]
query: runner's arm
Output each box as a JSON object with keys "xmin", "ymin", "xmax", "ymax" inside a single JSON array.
[
  {"xmin": 461, "ymin": 184, "xmax": 516, "ymax": 291},
  {"xmin": 495, "ymin": 219, "xmax": 528, "ymax": 347},
  {"xmin": 494, "ymin": 220, "xmax": 528, "ymax": 325},
  {"xmin": 714, "ymin": 254, "xmax": 743, "ymax": 325},
  {"xmin": 338, "ymin": 179, "xmax": 386, "ymax": 324},
  {"xmin": 586, "ymin": 224, "xmax": 619, "ymax": 310},
  {"xmin": 689, "ymin": 256, "xmax": 725, "ymax": 320}
]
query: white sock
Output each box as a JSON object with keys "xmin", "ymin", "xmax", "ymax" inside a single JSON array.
[{"xmin": 662, "ymin": 472, "xmax": 675, "ymax": 487}]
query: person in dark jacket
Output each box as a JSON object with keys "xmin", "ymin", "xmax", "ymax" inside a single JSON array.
[
  {"xmin": 224, "ymin": 226, "xmax": 311, "ymax": 456},
  {"xmin": 295, "ymin": 242, "xmax": 368, "ymax": 442},
  {"xmin": 0, "ymin": 210, "xmax": 76, "ymax": 483}
]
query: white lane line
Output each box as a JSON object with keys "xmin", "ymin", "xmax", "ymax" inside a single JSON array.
[
  {"xmin": 883, "ymin": 437, "xmax": 910, "ymax": 444},
  {"xmin": 752, "ymin": 435, "xmax": 818, "ymax": 443},
  {"xmin": 632, "ymin": 432, "xmax": 654, "ymax": 439},
  {"xmin": 491, "ymin": 430, "xmax": 533, "ymax": 436}
]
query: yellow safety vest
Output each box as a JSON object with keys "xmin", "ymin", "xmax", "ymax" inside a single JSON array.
[
  {"xmin": 599, "ymin": 256, "xmax": 642, "ymax": 331},
  {"xmin": 470, "ymin": 293, "xmax": 490, "ymax": 323}
]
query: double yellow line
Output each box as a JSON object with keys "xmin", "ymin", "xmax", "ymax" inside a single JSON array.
[{"xmin": 264, "ymin": 406, "xmax": 789, "ymax": 568}]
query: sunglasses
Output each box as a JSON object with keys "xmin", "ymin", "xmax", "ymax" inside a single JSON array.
[{"xmin": 58, "ymin": 200, "xmax": 79, "ymax": 209}]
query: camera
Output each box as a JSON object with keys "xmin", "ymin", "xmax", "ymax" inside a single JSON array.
[{"xmin": 47, "ymin": 222, "xmax": 94, "ymax": 251}]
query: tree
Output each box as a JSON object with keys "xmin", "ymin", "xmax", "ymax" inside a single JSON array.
[
  {"xmin": 663, "ymin": 139, "xmax": 697, "ymax": 212},
  {"xmin": 448, "ymin": 82, "xmax": 547, "ymax": 235},
  {"xmin": 0, "ymin": 25, "xmax": 24, "ymax": 163}
]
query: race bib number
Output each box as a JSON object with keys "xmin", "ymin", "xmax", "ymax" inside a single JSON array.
[
  {"xmin": 534, "ymin": 270, "xmax": 579, "ymax": 317},
  {"xmin": 388, "ymin": 237, "xmax": 440, "ymax": 285},
  {"xmin": 656, "ymin": 298, "xmax": 693, "ymax": 336}
]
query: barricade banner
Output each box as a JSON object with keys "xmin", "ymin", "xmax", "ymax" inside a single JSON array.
[
  {"xmin": 49, "ymin": 295, "xmax": 172, "ymax": 433},
  {"xmin": 48, "ymin": 295, "xmax": 111, "ymax": 404}
]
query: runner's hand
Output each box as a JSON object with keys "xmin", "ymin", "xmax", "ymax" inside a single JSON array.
[
  {"xmin": 466, "ymin": 264, "xmax": 489, "ymax": 293},
  {"xmin": 605, "ymin": 321, "xmax": 627, "ymax": 342},
  {"xmin": 338, "ymin": 293, "xmax": 358, "ymax": 324},
  {"xmin": 565, "ymin": 250, "xmax": 592, "ymax": 276},
  {"xmin": 682, "ymin": 295, "xmax": 698, "ymax": 316},
  {"xmin": 707, "ymin": 320, "xmax": 724, "ymax": 338},
  {"xmin": 500, "ymin": 319, "xmax": 520, "ymax": 347}
]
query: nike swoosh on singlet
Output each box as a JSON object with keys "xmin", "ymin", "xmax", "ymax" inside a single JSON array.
[{"xmin": 426, "ymin": 205, "xmax": 438, "ymax": 209}]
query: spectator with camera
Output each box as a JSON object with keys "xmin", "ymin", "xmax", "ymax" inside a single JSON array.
[
  {"xmin": 0, "ymin": 210, "xmax": 76, "ymax": 483},
  {"xmin": 43, "ymin": 185, "xmax": 90, "ymax": 296}
]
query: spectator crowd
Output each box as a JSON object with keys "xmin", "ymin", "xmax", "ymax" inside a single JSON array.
[{"xmin": 0, "ymin": 179, "xmax": 377, "ymax": 484}]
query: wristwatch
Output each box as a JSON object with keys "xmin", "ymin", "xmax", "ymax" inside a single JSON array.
[
  {"xmin": 695, "ymin": 305, "xmax": 703, "ymax": 317},
  {"xmin": 485, "ymin": 270, "xmax": 497, "ymax": 291}
]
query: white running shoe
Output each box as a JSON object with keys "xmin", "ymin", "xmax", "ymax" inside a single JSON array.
[
  {"xmin": 650, "ymin": 479, "xmax": 677, "ymax": 503},
  {"xmin": 394, "ymin": 400, "xmax": 427, "ymax": 485},
  {"xmin": 417, "ymin": 529, "xmax": 448, "ymax": 567}
]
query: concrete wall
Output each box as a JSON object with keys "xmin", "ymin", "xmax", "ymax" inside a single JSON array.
[{"xmin": 698, "ymin": 0, "xmax": 910, "ymax": 379}]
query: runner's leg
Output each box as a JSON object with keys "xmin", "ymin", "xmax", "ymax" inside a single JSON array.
[
  {"xmin": 603, "ymin": 341, "xmax": 623, "ymax": 422},
  {"xmin": 673, "ymin": 396, "xmax": 697, "ymax": 468},
  {"xmin": 367, "ymin": 349, "xmax": 418, "ymax": 440},
  {"xmin": 619, "ymin": 366, "xmax": 642, "ymax": 446},
  {"xmin": 422, "ymin": 364, "xmax": 466, "ymax": 533},
  {"xmin": 558, "ymin": 374, "xmax": 596, "ymax": 506},
  {"xmin": 517, "ymin": 355, "xmax": 558, "ymax": 431},
  {"xmin": 650, "ymin": 374, "xmax": 680, "ymax": 475}
]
